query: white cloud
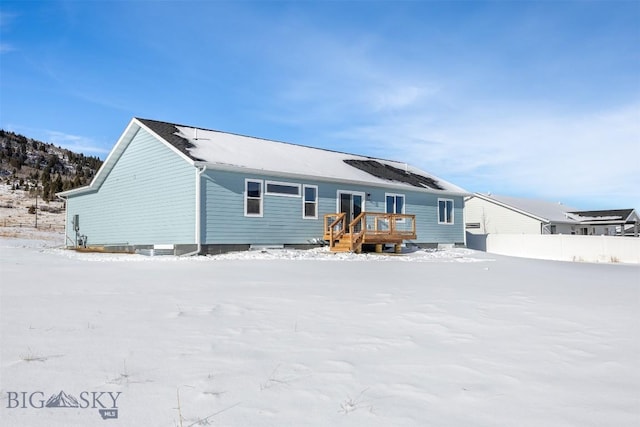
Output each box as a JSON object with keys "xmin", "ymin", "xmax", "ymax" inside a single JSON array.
[
  {"xmin": 44, "ymin": 130, "xmax": 110, "ymax": 156},
  {"xmin": 0, "ymin": 11, "xmax": 17, "ymax": 27},
  {"xmin": 370, "ymin": 85, "xmax": 421, "ymax": 111},
  {"xmin": 0, "ymin": 42, "xmax": 14, "ymax": 53},
  {"xmin": 333, "ymin": 103, "xmax": 640, "ymax": 209},
  {"xmin": 252, "ymin": 22, "xmax": 638, "ymax": 209},
  {"xmin": 2, "ymin": 124, "xmax": 110, "ymax": 157},
  {"xmin": 0, "ymin": 11, "xmax": 17, "ymax": 54},
  {"xmin": 253, "ymin": 18, "xmax": 639, "ymax": 209}
]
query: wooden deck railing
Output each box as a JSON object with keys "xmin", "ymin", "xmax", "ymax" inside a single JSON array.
[
  {"xmin": 362, "ymin": 213, "xmax": 417, "ymax": 239},
  {"xmin": 324, "ymin": 212, "xmax": 417, "ymax": 252}
]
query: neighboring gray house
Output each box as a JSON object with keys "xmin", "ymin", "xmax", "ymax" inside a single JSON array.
[
  {"xmin": 58, "ymin": 118, "xmax": 469, "ymax": 254},
  {"xmin": 465, "ymin": 193, "xmax": 639, "ymax": 236},
  {"xmin": 567, "ymin": 209, "xmax": 640, "ymax": 237}
]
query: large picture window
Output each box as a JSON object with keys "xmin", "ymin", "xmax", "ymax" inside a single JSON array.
[
  {"xmin": 303, "ymin": 185, "xmax": 318, "ymax": 219},
  {"xmin": 245, "ymin": 179, "xmax": 263, "ymax": 217},
  {"xmin": 438, "ymin": 198, "xmax": 454, "ymax": 224}
]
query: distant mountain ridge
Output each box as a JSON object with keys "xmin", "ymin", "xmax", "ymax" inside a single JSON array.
[{"xmin": 0, "ymin": 129, "xmax": 103, "ymax": 200}]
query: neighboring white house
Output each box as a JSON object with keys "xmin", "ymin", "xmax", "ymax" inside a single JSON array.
[{"xmin": 465, "ymin": 193, "xmax": 639, "ymax": 236}]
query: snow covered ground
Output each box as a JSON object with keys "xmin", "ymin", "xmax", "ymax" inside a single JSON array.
[
  {"xmin": 1, "ymin": 235, "xmax": 638, "ymax": 426},
  {"xmin": 0, "ymin": 184, "xmax": 65, "ymax": 233}
]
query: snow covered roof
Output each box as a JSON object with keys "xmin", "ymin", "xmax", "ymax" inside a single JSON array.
[
  {"xmin": 471, "ymin": 194, "xmax": 640, "ymax": 226},
  {"xmin": 137, "ymin": 118, "xmax": 467, "ymax": 194},
  {"xmin": 471, "ymin": 193, "xmax": 579, "ymax": 223},
  {"xmin": 568, "ymin": 209, "xmax": 638, "ymax": 224}
]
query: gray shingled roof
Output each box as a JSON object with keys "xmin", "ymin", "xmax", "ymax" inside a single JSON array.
[{"xmin": 137, "ymin": 118, "xmax": 204, "ymax": 161}]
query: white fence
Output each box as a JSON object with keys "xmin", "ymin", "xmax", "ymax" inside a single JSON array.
[{"xmin": 466, "ymin": 233, "xmax": 640, "ymax": 264}]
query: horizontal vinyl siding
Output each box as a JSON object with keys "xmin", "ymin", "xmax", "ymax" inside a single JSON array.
[
  {"xmin": 65, "ymin": 128, "xmax": 196, "ymax": 245},
  {"xmin": 408, "ymin": 193, "xmax": 464, "ymax": 244},
  {"xmin": 202, "ymin": 171, "xmax": 325, "ymax": 244},
  {"xmin": 202, "ymin": 170, "xmax": 464, "ymax": 244},
  {"xmin": 552, "ymin": 223, "xmax": 576, "ymax": 235},
  {"xmin": 465, "ymin": 197, "xmax": 542, "ymax": 234}
]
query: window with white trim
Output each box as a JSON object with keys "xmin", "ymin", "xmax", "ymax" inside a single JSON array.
[
  {"xmin": 303, "ymin": 185, "xmax": 318, "ymax": 219},
  {"xmin": 438, "ymin": 198, "xmax": 454, "ymax": 224},
  {"xmin": 385, "ymin": 193, "xmax": 405, "ymax": 215},
  {"xmin": 265, "ymin": 180, "xmax": 301, "ymax": 197},
  {"xmin": 245, "ymin": 179, "xmax": 263, "ymax": 217}
]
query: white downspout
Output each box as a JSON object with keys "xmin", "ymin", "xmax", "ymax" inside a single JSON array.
[
  {"xmin": 181, "ymin": 164, "xmax": 207, "ymax": 256},
  {"xmin": 462, "ymin": 197, "xmax": 467, "ymax": 248}
]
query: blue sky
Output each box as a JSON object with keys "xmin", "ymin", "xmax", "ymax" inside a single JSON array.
[{"xmin": 1, "ymin": 1, "xmax": 638, "ymax": 209}]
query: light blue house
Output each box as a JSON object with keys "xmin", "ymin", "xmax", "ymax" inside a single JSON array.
[{"xmin": 59, "ymin": 118, "xmax": 469, "ymax": 254}]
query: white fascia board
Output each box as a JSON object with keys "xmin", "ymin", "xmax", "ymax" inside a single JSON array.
[
  {"xmin": 195, "ymin": 161, "xmax": 470, "ymax": 197},
  {"xmin": 57, "ymin": 119, "xmax": 141, "ymax": 198},
  {"xmin": 550, "ymin": 219, "xmax": 583, "ymax": 225},
  {"xmin": 577, "ymin": 219, "xmax": 626, "ymax": 225},
  {"xmin": 58, "ymin": 119, "xmax": 140, "ymax": 197},
  {"xmin": 624, "ymin": 210, "xmax": 640, "ymax": 223},
  {"xmin": 135, "ymin": 118, "xmax": 196, "ymax": 166},
  {"xmin": 58, "ymin": 118, "xmax": 198, "ymax": 198},
  {"xmin": 91, "ymin": 119, "xmax": 140, "ymax": 186},
  {"xmin": 56, "ymin": 185, "xmax": 94, "ymax": 198}
]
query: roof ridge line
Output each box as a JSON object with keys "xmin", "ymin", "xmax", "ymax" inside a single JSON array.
[{"xmin": 135, "ymin": 117, "xmax": 406, "ymax": 165}]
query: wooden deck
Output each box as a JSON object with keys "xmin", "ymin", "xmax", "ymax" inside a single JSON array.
[{"xmin": 323, "ymin": 212, "xmax": 417, "ymax": 253}]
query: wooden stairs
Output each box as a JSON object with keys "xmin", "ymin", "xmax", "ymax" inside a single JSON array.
[
  {"xmin": 324, "ymin": 212, "xmax": 417, "ymax": 253},
  {"xmin": 330, "ymin": 233, "xmax": 361, "ymax": 253}
]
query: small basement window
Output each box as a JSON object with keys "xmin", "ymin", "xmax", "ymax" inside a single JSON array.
[
  {"xmin": 245, "ymin": 179, "xmax": 263, "ymax": 217},
  {"xmin": 465, "ymin": 223, "xmax": 481, "ymax": 229},
  {"xmin": 265, "ymin": 181, "xmax": 301, "ymax": 197}
]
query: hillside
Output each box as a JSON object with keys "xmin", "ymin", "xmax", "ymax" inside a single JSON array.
[
  {"xmin": 0, "ymin": 130, "xmax": 103, "ymax": 236},
  {"xmin": 0, "ymin": 129, "xmax": 103, "ymax": 201}
]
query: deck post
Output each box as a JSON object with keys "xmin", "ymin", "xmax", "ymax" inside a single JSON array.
[
  {"xmin": 375, "ymin": 244, "xmax": 383, "ymax": 253},
  {"xmin": 394, "ymin": 243, "xmax": 402, "ymax": 254}
]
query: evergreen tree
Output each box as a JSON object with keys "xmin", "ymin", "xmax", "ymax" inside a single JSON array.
[
  {"xmin": 53, "ymin": 175, "xmax": 63, "ymax": 193},
  {"xmin": 41, "ymin": 169, "xmax": 50, "ymax": 186},
  {"xmin": 42, "ymin": 182, "xmax": 51, "ymax": 201}
]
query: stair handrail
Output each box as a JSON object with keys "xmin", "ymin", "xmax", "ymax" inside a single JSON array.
[
  {"xmin": 326, "ymin": 213, "xmax": 347, "ymax": 249},
  {"xmin": 349, "ymin": 212, "xmax": 367, "ymax": 252}
]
